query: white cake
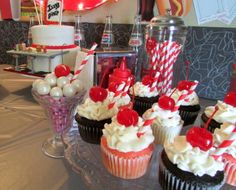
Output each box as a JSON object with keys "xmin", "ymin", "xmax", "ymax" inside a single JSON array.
[{"xmin": 28, "ymin": 25, "xmax": 78, "ymax": 72}]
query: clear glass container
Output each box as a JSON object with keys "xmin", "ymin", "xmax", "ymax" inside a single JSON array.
[
  {"xmin": 101, "ymin": 15, "xmax": 114, "ymax": 49},
  {"xmin": 143, "ymin": 11, "xmax": 188, "ymax": 94},
  {"xmin": 74, "ymin": 15, "xmax": 86, "ymax": 48},
  {"xmin": 27, "ymin": 15, "xmax": 35, "ymax": 46},
  {"xmin": 128, "ymin": 14, "xmax": 144, "ymax": 81}
]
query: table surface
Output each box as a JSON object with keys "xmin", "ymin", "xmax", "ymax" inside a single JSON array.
[{"xmin": 0, "ymin": 64, "xmax": 234, "ymax": 190}]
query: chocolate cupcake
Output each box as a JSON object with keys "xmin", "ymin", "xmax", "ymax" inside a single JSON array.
[
  {"xmin": 130, "ymin": 76, "xmax": 159, "ymax": 116},
  {"xmin": 170, "ymin": 80, "xmax": 200, "ymax": 126},
  {"xmin": 75, "ymin": 86, "xmax": 118, "ymax": 144},
  {"xmin": 159, "ymin": 134, "xmax": 225, "ymax": 190},
  {"xmin": 201, "ymin": 92, "xmax": 236, "ymax": 133}
]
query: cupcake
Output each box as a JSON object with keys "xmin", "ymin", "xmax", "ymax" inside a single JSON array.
[
  {"xmin": 75, "ymin": 86, "xmax": 118, "ymax": 144},
  {"xmin": 101, "ymin": 108, "xmax": 154, "ymax": 179},
  {"xmin": 143, "ymin": 95, "xmax": 183, "ymax": 145},
  {"xmin": 201, "ymin": 92, "xmax": 236, "ymax": 133},
  {"xmin": 170, "ymin": 80, "xmax": 200, "ymax": 126},
  {"xmin": 214, "ymin": 122, "xmax": 236, "ymax": 186},
  {"xmin": 129, "ymin": 75, "xmax": 159, "ymax": 116},
  {"xmin": 159, "ymin": 127, "xmax": 225, "ymax": 190}
]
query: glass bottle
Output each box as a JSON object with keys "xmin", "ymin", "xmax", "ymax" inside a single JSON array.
[
  {"xmin": 74, "ymin": 15, "xmax": 86, "ymax": 48},
  {"xmin": 27, "ymin": 15, "xmax": 35, "ymax": 46},
  {"xmin": 129, "ymin": 14, "xmax": 143, "ymax": 80},
  {"xmin": 101, "ymin": 15, "xmax": 114, "ymax": 49}
]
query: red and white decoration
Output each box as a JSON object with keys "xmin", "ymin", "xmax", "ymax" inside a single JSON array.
[{"xmin": 0, "ymin": 0, "xmax": 21, "ymax": 20}]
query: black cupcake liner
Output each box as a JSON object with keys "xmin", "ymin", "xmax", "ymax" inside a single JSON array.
[
  {"xmin": 75, "ymin": 113, "xmax": 111, "ymax": 144},
  {"xmin": 159, "ymin": 151, "xmax": 225, "ymax": 190},
  {"xmin": 201, "ymin": 113, "xmax": 222, "ymax": 133},
  {"xmin": 133, "ymin": 95, "xmax": 159, "ymax": 116},
  {"xmin": 179, "ymin": 104, "xmax": 201, "ymax": 126}
]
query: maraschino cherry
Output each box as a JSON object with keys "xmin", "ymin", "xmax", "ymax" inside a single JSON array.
[
  {"xmin": 224, "ymin": 91, "xmax": 236, "ymax": 107},
  {"xmin": 177, "ymin": 80, "xmax": 194, "ymax": 91},
  {"xmin": 186, "ymin": 127, "xmax": 213, "ymax": 151},
  {"xmin": 158, "ymin": 95, "xmax": 175, "ymax": 110},
  {"xmin": 89, "ymin": 86, "xmax": 108, "ymax": 102},
  {"xmin": 54, "ymin": 64, "xmax": 71, "ymax": 77},
  {"xmin": 186, "ymin": 106, "xmax": 219, "ymax": 151},
  {"xmin": 142, "ymin": 75, "xmax": 153, "ymax": 87},
  {"xmin": 117, "ymin": 108, "xmax": 139, "ymax": 127}
]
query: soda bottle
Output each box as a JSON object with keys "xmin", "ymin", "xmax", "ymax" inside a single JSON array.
[
  {"xmin": 74, "ymin": 15, "xmax": 86, "ymax": 48},
  {"xmin": 27, "ymin": 15, "xmax": 35, "ymax": 46},
  {"xmin": 101, "ymin": 15, "xmax": 114, "ymax": 49}
]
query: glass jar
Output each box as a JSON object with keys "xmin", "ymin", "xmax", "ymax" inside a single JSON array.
[{"xmin": 143, "ymin": 12, "xmax": 188, "ymax": 94}]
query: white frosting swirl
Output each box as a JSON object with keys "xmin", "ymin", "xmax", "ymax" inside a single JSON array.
[
  {"xmin": 143, "ymin": 103, "xmax": 183, "ymax": 128},
  {"xmin": 77, "ymin": 96, "xmax": 118, "ymax": 121},
  {"xmin": 168, "ymin": 88, "xmax": 199, "ymax": 106},
  {"xmin": 129, "ymin": 82, "xmax": 159, "ymax": 98},
  {"xmin": 102, "ymin": 116, "xmax": 154, "ymax": 152},
  {"xmin": 108, "ymin": 91, "xmax": 131, "ymax": 107},
  {"xmin": 214, "ymin": 122, "xmax": 236, "ymax": 158},
  {"xmin": 204, "ymin": 101, "xmax": 236, "ymax": 123},
  {"xmin": 164, "ymin": 136, "xmax": 224, "ymax": 177}
]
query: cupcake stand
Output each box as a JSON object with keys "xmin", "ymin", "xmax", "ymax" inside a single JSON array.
[{"xmin": 62, "ymin": 99, "xmax": 233, "ymax": 190}]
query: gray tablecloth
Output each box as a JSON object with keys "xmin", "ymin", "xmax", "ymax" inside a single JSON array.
[{"xmin": 0, "ymin": 65, "xmax": 234, "ymax": 190}]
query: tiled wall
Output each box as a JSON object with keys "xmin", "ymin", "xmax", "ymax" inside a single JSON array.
[{"xmin": 0, "ymin": 20, "xmax": 235, "ymax": 100}]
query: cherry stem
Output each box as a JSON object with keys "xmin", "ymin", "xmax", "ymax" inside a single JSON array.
[
  {"xmin": 169, "ymin": 88, "xmax": 177, "ymax": 98},
  {"xmin": 99, "ymin": 58, "xmax": 112, "ymax": 87},
  {"xmin": 204, "ymin": 106, "xmax": 219, "ymax": 129},
  {"xmin": 185, "ymin": 60, "xmax": 190, "ymax": 81}
]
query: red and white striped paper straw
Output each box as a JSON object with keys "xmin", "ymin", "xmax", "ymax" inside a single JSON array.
[
  {"xmin": 142, "ymin": 109, "xmax": 157, "ymax": 127},
  {"xmin": 150, "ymin": 71, "xmax": 160, "ymax": 92},
  {"xmin": 161, "ymin": 42, "xmax": 182, "ymax": 94},
  {"xmin": 172, "ymin": 90, "xmax": 188, "ymax": 112},
  {"xmin": 72, "ymin": 43, "xmax": 98, "ymax": 80},
  {"xmin": 121, "ymin": 77, "xmax": 132, "ymax": 97},
  {"xmin": 212, "ymin": 123, "xmax": 236, "ymax": 160},
  {"xmin": 108, "ymin": 81, "xmax": 126, "ymax": 109}
]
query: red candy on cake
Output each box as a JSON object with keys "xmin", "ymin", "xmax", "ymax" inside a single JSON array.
[
  {"xmin": 158, "ymin": 95, "xmax": 175, "ymax": 110},
  {"xmin": 54, "ymin": 64, "xmax": 71, "ymax": 77},
  {"xmin": 177, "ymin": 80, "xmax": 195, "ymax": 91},
  {"xmin": 186, "ymin": 127, "xmax": 213, "ymax": 151},
  {"xmin": 224, "ymin": 91, "xmax": 236, "ymax": 107},
  {"xmin": 142, "ymin": 75, "xmax": 153, "ymax": 87},
  {"xmin": 89, "ymin": 86, "xmax": 108, "ymax": 102},
  {"xmin": 117, "ymin": 108, "xmax": 139, "ymax": 127}
]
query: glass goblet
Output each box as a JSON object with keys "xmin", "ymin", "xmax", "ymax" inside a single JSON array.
[{"xmin": 32, "ymin": 88, "xmax": 86, "ymax": 158}]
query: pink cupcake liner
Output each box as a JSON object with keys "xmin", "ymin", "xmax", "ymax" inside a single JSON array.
[
  {"xmin": 101, "ymin": 142, "xmax": 153, "ymax": 179},
  {"xmin": 222, "ymin": 155, "xmax": 236, "ymax": 186}
]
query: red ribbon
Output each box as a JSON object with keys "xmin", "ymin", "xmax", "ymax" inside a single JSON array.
[{"xmin": 31, "ymin": 44, "xmax": 77, "ymax": 50}]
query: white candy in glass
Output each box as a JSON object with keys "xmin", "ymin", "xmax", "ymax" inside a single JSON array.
[
  {"xmin": 32, "ymin": 79, "xmax": 44, "ymax": 90},
  {"xmin": 57, "ymin": 76, "xmax": 69, "ymax": 88},
  {"xmin": 45, "ymin": 73, "xmax": 57, "ymax": 87},
  {"xmin": 36, "ymin": 81, "xmax": 51, "ymax": 95},
  {"xmin": 63, "ymin": 83, "xmax": 76, "ymax": 97},
  {"xmin": 71, "ymin": 79, "xmax": 83, "ymax": 91},
  {"xmin": 50, "ymin": 86, "xmax": 63, "ymax": 97}
]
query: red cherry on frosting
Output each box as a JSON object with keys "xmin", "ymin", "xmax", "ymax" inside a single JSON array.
[
  {"xmin": 158, "ymin": 95, "xmax": 175, "ymax": 110},
  {"xmin": 186, "ymin": 127, "xmax": 213, "ymax": 151},
  {"xmin": 89, "ymin": 86, "xmax": 108, "ymax": 102},
  {"xmin": 142, "ymin": 75, "xmax": 153, "ymax": 87},
  {"xmin": 117, "ymin": 108, "xmax": 139, "ymax": 127},
  {"xmin": 224, "ymin": 91, "xmax": 236, "ymax": 107},
  {"xmin": 177, "ymin": 80, "xmax": 194, "ymax": 91},
  {"xmin": 54, "ymin": 64, "xmax": 71, "ymax": 77}
]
